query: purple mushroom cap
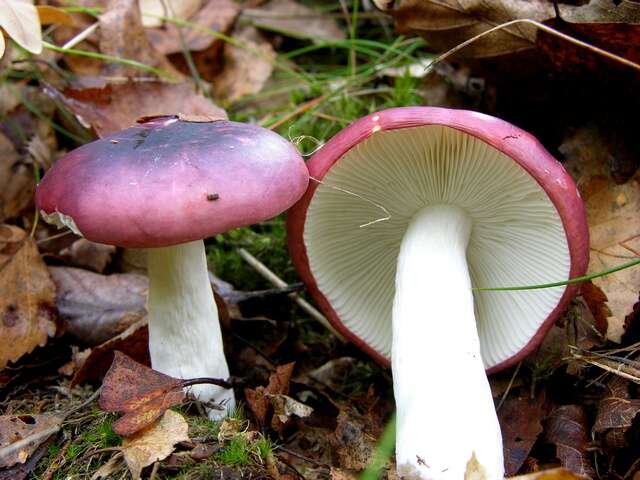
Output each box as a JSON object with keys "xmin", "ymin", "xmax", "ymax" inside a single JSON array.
[{"xmin": 36, "ymin": 116, "xmax": 309, "ymax": 247}]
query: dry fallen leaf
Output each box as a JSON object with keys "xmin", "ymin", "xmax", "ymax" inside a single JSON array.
[
  {"xmin": 60, "ymin": 239, "xmax": 116, "ymax": 273},
  {"xmin": 0, "ymin": 414, "xmax": 62, "ymax": 468},
  {"xmin": 498, "ymin": 395, "xmax": 546, "ymax": 476},
  {"xmin": 71, "ymin": 319, "xmax": 150, "ymax": 386},
  {"xmin": 212, "ymin": 25, "xmax": 275, "ymax": 103},
  {"xmin": 245, "ymin": 362, "xmax": 295, "ymax": 426},
  {"xmin": 593, "ymin": 376, "xmax": 640, "ymax": 450},
  {"xmin": 99, "ymin": 351, "xmax": 186, "ymax": 436},
  {"xmin": 36, "ymin": 5, "xmax": 75, "ymax": 26},
  {"xmin": 0, "ymin": 0, "xmax": 42, "ymax": 57},
  {"xmin": 48, "ymin": 80, "xmax": 226, "ymax": 137},
  {"xmin": 121, "ymin": 410, "xmax": 190, "ymax": 480},
  {"xmin": 561, "ymin": 127, "xmax": 640, "ymax": 342},
  {"xmin": 98, "ymin": 0, "xmax": 181, "ymax": 79},
  {"xmin": 50, "ymin": 266, "xmax": 147, "ymax": 345},
  {"xmin": 0, "ymin": 234, "xmax": 57, "ymax": 369},
  {"xmin": 244, "ymin": 0, "xmax": 346, "ymax": 42},
  {"xmin": 145, "ymin": 0, "xmax": 239, "ymax": 55},
  {"xmin": 269, "ymin": 393, "xmax": 313, "ymax": 434},
  {"xmin": 139, "ymin": 0, "xmax": 202, "ymax": 28},
  {"xmin": 544, "ymin": 405, "xmax": 595, "ymax": 478},
  {"xmin": 390, "ymin": 0, "xmax": 640, "ymax": 73},
  {"xmin": 0, "ymin": 132, "xmax": 34, "ymax": 222}
]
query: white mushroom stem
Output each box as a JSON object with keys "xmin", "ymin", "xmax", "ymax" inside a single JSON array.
[
  {"xmin": 392, "ymin": 204, "xmax": 503, "ymax": 480},
  {"xmin": 146, "ymin": 240, "xmax": 236, "ymax": 419}
]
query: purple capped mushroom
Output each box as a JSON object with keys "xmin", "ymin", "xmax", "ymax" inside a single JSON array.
[{"xmin": 36, "ymin": 116, "xmax": 309, "ymax": 417}]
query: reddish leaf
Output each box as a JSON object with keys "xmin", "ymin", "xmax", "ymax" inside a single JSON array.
[
  {"xmin": 99, "ymin": 351, "xmax": 185, "ymax": 436},
  {"xmin": 545, "ymin": 405, "xmax": 595, "ymax": 478}
]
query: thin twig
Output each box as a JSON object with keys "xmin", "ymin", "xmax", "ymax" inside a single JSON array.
[
  {"xmin": 237, "ymin": 248, "xmax": 345, "ymax": 340},
  {"xmin": 0, "ymin": 424, "xmax": 61, "ymax": 463},
  {"xmin": 62, "ymin": 22, "xmax": 99, "ymax": 50}
]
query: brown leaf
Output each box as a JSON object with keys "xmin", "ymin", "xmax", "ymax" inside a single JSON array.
[
  {"xmin": 145, "ymin": 0, "xmax": 239, "ymax": 55},
  {"xmin": 48, "ymin": 80, "xmax": 226, "ymax": 137},
  {"xmin": 0, "ymin": 132, "xmax": 34, "ymax": 222},
  {"xmin": 245, "ymin": 362, "xmax": 294, "ymax": 426},
  {"xmin": 243, "ymin": 0, "xmax": 346, "ymax": 42},
  {"xmin": 392, "ymin": 0, "xmax": 554, "ymax": 59},
  {"xmin": 71, "ymin": 319, "xmax": 150, "ymax": 386},
  {"xmin": 50, "ymin": 266, "xmax": 148, "ymax": 345},
  {"xmin": 0, "ymin": 414, "xmax": 62, "ymax": 468},
  {"xmin": 98, "ymin": 0, "xmax": 180, "ymax": 79},
  {"xmin": 37, "ymin": 6, "xmax": 75, "ymax": 26},
  {"xmin": 499, "ymin": 395, "xmax": 546, "ymax": 476},
  {"xmin": 593, "ymin": 376, "xmax": 640, "ymax": 450},
  {"xmin": 138, "ymin": 0, "xmax": 202, "ymax": 28},
  {"xmin": 0, "ymin": 224, "xmax": 27, "ymax": 263},
  {"xmin": 392, "ymin": 0, "xmax": 640, "ymax": 74},
  {"xmin": 0, "ymin": 234, "xmax": 57, "ymax": 369},
  {"xmin": 212, "ymin": 25, "xmax": 275, "ymax": 103},
  {"xmin": 99, "ymin": 351, "xmax": 185, "ymax": 436},
  {"xmin": 562, "ymin": 127, "xmax": 640, "ymax": 343},
  {"xmin": 121, "ymin": 410, "xmax": 190, "ymax": 480},
  {"xmin": 545, "ymin": 405, "xmax": 595, "ymax": 478},
  {"xmin": 61, "ymin": 239, "xmax": 116, "ymax": 273}
]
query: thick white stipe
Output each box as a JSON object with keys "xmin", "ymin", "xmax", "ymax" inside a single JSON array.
[
  {"xmin": 147, "ymin": 240, "xmax": 235, "ymax": 418},
  {"xmin": 393, "ymin": 205, "xmax": 503, "ymax": 479}
]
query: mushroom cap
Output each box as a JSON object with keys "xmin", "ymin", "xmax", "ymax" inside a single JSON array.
[
  {"xmin": 36, "ymin": 116, "xmax": 309, "ymax": 248},
  {"xmin": 287, "ymin": 107, "xmax": 589, "ymax": 373}
]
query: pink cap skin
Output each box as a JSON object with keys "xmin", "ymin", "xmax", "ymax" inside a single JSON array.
[
  {"xmin": 36, "ymin": 116, "xmax": 309, "ymax": 248},
  {"xmin": 287, "ymin": 106, "xmax": 590, "ymax": 374}
]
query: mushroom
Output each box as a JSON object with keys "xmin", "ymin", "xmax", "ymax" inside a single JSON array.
[
  {"xmin": 287, "ymin": 107, "xmax": 589, "ymax": 478},
  {"xmin": 36, "ymin": 115, "xmax": 309, "ymax": 418}
]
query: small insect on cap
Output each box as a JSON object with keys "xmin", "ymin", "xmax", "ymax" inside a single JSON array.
[
  {"xmin": 36, "ymin": 116, "xmax": 309, "ymax": 248},
  {"xmin": 287, "ymin": 106, "xmax": 589, "ymax": 372}
]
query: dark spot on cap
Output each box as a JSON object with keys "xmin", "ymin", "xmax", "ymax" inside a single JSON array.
[
  {"xmin": 207, "ymin": 193, "xmax": 220, "ymax": 201},
  {"xmin": 4, "ymin": 304, "xmax": 19, "ymax": 327}
]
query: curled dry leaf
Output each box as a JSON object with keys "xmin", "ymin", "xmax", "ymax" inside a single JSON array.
[
  {"xmin": 0, "ymin": 0, "xmax": 42, "ymax": 57},
  {"xmin": 50, "ymin": 266, "xmax": 147, "ymax": 345},
  {"xmin": 61, "ymin": 239, "xmax": 116, "ymax": 273},
  {"xmin": 544, "ymin": 405, "xmax": 595, "ymax": 478},
  {"xmin": 498, "ymin": 394, "xmax": 546, "ymax": 476},
  {"xmin": 0, "ymin": 233, "xmax": 57, "ymax": 369},
  {"xmin": 99, "ymin": 351, "xmax": 185, "ymax": 436},
  {"xmin": 47, "ymin": 81, "xmax": 226, "ymax": 137},
  {"xmin": 71, "ymin": 319, "xmax": 150, "ymax": 386},
  {"xmin": 245, "ymin": 362, "xmax": 295, "ymax": 426},
  {"xmin": 121, "ymin": 410, "xmax": 190, "ymax": 480},
  {"xmin": 269, "ymin": 393, "xmax": 313, "ymax": 434},
  {"xmin": 593, "ymin": 376, "xmax": 640, "ymax": 450},
  {"xmin": 561, "ymin": 127, "xmax": 640, "ymax": 343},
  {"xmin": 212, "ymin": 25, "xmax": 275, "ymax": 103},
  {"xmin": 145, "ymin": 0, "xmax": 239, "ymax": 55},
  {"xmin": 0, "ymin": 413, "xmax": 63, "ymax": 468},
  {"xmin": 243, "ymin": 0, "xmax": 346, "ymax": 43}
]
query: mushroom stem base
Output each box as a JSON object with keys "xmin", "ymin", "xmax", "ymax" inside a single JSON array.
[
  {"xmin": 392, "ymin": 204, "xmax": 503, "ymax": 479},
  {"xmin": 147, "ymin": 240, "xmax": 235, "ymax": 419}
]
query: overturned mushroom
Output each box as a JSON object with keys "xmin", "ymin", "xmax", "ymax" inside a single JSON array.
[
  {"xmin": 287, "ymin": 107, "xmax": 589, "ymax": 478},
  {"xmin": 37, "ymin": 116, "xmax": 308, "ymax": 418}
]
